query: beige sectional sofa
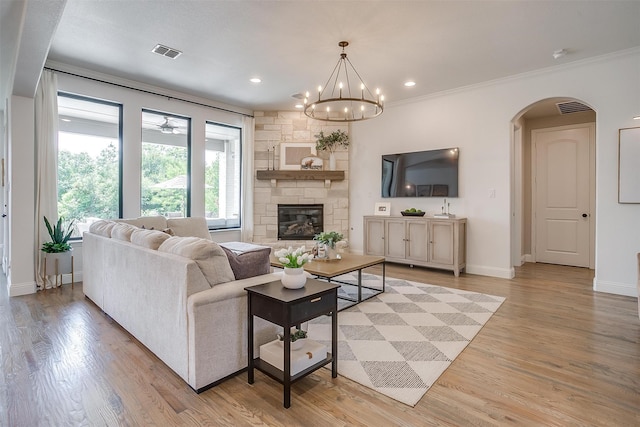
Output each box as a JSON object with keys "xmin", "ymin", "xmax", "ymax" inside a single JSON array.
[{"xmin": 83, "ymin": 216, "xmax": 279, "ymax": 391}]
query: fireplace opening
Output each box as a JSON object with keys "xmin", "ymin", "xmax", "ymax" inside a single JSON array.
[{"xmin": 277, "ymin": 204, "xmax": 323, "ymax": 240}]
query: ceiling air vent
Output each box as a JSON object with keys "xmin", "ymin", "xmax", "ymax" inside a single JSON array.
[
  {"xmin": 556, "ymin": 101, "xmax": 592, "ymax": 115},
  {"xmin": 152, "ymin": 44, "xmax": 182, "ymax": 59}
]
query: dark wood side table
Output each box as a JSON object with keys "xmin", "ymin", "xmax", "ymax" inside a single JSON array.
[{"xmin": 245, "ymin": 279, "xmax": 339, "ymax": 408}]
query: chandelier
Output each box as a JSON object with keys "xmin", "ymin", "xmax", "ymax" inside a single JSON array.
[{"xmin": 304, "ymin": 41, "xmax": 383, "ymax": 122}]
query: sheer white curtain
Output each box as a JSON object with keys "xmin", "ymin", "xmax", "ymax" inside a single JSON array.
[
  {"xmin": 241, "ymin": 115, "xmax": 255, "ymax": 242},
  {"xmin": 34, "ymin": 70, "xmax": 59, "ymax": 290}
]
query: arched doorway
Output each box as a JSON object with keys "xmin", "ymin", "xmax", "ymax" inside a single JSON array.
[{"xmin": 511, "ymin": 97, "xmax": 596, "ymax": 269}]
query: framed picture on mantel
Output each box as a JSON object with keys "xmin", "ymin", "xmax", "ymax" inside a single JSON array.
[{"xmin": 280, "ymin": 142, "xmax": 316, "ymax": 170}]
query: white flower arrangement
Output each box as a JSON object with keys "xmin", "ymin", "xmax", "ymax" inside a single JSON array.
[{"xmin": 274, "ymin": 246, "xmax": 314, "ymax": 268}]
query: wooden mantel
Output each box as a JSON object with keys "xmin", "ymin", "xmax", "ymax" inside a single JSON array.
[{"xmin": 256, "ymin": 170, "xmax": 345, "ymax": 187}]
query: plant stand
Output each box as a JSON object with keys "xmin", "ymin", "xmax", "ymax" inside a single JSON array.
[{"xmin": 43, "ymin": 253, "xmax": 74, "ymax": 291}]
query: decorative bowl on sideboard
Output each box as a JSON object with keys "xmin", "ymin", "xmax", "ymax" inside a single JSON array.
[{"xmin": 400, "ymin": 211, "xmax": 426, "ymax": 216}]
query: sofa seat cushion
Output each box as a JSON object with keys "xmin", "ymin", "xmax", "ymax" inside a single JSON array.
[
  {"xmin": 111, "ymin": 222, "xmax": 138, "ymax": 241},
  {"xmin": 220, "ymin": 246, "xmax": 271, "ymax": 280},
  {"xmin": 158, "ymin": 237, "xmax": 235, "ymax": 286},
  {"xmin": 131, "ymin": 228, "xmax": 171, "ymax": 250},
  {"xmin": 88, "ymin": 220, "xmax": 116, "ymax": 237},
  {"xmin": 167, "ymin": 217, "xmax": 211, "ymax": 239}
]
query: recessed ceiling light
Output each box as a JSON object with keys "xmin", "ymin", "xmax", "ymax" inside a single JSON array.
[
  {"xmin": 60, "ymin": 118, "xmax": 71, "ymax": 122},
  {"xmin": 250, "ymin": 77, "xmax": 262, "ymax": 83},
  {"xmin": 294, "ymin": 104, "xmax": 303, "ymax": 109},
  {"xmin": 634, "ymin": 115, "xmax": 640, "ymax": 120},
  {"xmin": 552, "ymin": 49, "xmax": 567, "ymax": 59},
  {"xmin": 404, "ymin": 81, "xmax": 416, "ymax": 87}
]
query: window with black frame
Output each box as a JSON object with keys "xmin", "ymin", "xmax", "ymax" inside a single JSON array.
[
  {"xmin": 141, "ymin": 110, "xmax": 191, "ymax": 218},
  {"xmin": 205, "ymin": 122, "xmax": 241, "ymax": 229},
  {"xmin": 57, "ymin": 93, "xmax": 122, "ymax": 238}
]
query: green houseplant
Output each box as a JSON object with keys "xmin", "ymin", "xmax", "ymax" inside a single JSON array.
[
  {"xmin": 314, "ymin": 130, "xmax": 350, "ymax": 170},
  {"xmin": 41, "ymin": 216, "xmax": 75, "ymax": 253},
  {"xmin": 276, "ymin": 328, "xmax": 308, "ymax": 350},
  {"xmin": 314, "ymin": 231, "xmax": 344, "ymax": 249},
  {"xmin": 41, "ymin": 216, "xmax": 75, "ymax": 287}
]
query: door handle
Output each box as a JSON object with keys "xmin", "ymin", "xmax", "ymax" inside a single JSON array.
[{"xmin": 582, "ymin": 213, "xmax": 588, "ymax": 218}]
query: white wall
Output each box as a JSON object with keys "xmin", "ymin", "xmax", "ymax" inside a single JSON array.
[
  {"xmin": 8, "ymin": 95, "xmax": 37, "ymax": 296},
  {"xmin": 349, "ymin": 49, "xmax": 640, "ymax": 296}
]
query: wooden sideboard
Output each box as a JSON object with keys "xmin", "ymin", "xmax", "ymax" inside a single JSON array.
[{"xmin": 363, "ymin": 215, "xmax": 466, "ymax": 276}]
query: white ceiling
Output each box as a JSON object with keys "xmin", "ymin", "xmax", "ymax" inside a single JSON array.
[{"xmin": 4, "ymin": 1, "xmax": 640, "ymax": 113}]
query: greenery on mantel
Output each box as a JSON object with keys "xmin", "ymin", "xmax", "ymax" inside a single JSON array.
[{"xmin": 315, "ymin": 130, "xmax": 350, "ymax": 154}]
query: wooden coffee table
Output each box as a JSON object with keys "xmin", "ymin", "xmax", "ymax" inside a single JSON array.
[{"xmin": 271, "ymin": 253, "xmax": 385, "ymax": 310}]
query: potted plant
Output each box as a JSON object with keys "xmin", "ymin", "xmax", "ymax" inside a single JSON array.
[
  {"xmin": 41, "ymin": 216, "xmax": 75, "ymax": 281},
  {"xmin": 276, "ymin": 328, "xmax": 308, "ymax": 350},
  {"xmin": 314, "ymin": 130, "xmax": 350, "ymax": 170},
  {"xmin": 274, "ymin": 245, "xmax": 314, "ymax": 289},
  {"xmin": 314, "ymin": 231, "xmax": 344, "ymax": 259}
]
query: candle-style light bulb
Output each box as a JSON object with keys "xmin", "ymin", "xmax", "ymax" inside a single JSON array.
[
  {"xmin": 339, "ymin": 82, "xmax": 343, "ymax": 98},
  {"xmin": 361, "ymin": 83, "xmax": 365, "ymax": 99},
  {"xmin": 305, "ymin": 91, "xmax": 310, "ymax": 98},
  {"xmin": 317, "ymin": 86, "xmax": 322, "ymax": 101}
]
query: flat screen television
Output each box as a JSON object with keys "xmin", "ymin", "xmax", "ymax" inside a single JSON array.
[{"xmin": 381, "ymin": 147, "xmax": 459, "ymax": 198}]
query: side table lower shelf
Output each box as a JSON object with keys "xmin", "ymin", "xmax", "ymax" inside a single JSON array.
[{"xmin": 253, "ymin": 354, "xmax": 333, "ymax": 384}]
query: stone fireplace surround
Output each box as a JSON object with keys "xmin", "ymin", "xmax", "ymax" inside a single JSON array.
[{"xmin": 252, "ymin": 111, "xmax": 349, "ymax": 249}]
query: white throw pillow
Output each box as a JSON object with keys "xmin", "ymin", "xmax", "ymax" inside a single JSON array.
[
  {"xmin": 158, "ymin": 236, "xmax": 235, "ymax": 286},
  {"xmin": 89, "ymin": 220, "xmax": 115, "ymax": 238},
  {"xmin": 167, "ymin": 217, "xmax": 211, "ymax": 239},
  {"xmin": 115, "ymin": 216, "xmax": 168, "ymax": 231},
  {"xmin": 111, "ymin": 222, "xmax": 138, "ymax": 241},
  {"xmin": 130, "ymin": 229, "xmax": 171, "ymax": 250}
]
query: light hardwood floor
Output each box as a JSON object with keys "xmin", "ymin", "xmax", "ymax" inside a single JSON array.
[{"xmin": 1, "ymin": 263, "xmax": 638, "ymax": 426}]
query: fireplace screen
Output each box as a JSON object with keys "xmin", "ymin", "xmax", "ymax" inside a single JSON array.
[{"xmin": 277, "ymin": 204, "xmax": 323, "ymax": 240}]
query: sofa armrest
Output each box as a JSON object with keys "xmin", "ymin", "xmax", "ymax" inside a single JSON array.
[{"xmin": 186, "ymin": 273, "xmax": 281, "ymax": 389}]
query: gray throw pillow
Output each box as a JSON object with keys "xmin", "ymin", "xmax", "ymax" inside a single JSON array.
[{"xmin": 221, "ymin": 246, "xmax": 271, "ymax": 280}]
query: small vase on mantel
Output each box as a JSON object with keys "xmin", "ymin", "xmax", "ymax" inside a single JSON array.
[
  {"xmin": 281, "ymin": 267, "xmax": 307, "ymax": 289},
  {"xmin": 329, "ymin": 152, "xmax": 337, "ymax": 171}
]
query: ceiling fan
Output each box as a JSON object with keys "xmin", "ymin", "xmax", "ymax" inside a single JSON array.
[{"xmin": 158, "ymin": 116, "xmax": 180, "ymax": 134}]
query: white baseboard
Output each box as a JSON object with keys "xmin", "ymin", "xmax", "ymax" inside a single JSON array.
[
  {"xmin": 8, "ymin": 280, "xmax": 37, "ymax": 296},
  {"xmin": 465, "ymin": 264, "xmax": 515, "ymax": 279},
  {"xmin": 593, "ymin": 278, "xmax": 637, "ymax": 297},
  {"xmin": 523, "ymin": 254, "xmax": 534, "ymax": 263},
  {"xmin": 7, "ymin": 271, "xmax": 83, "ymax": 297}
]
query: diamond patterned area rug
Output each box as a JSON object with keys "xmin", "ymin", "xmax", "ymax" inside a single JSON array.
[{"xmin": 307, "ymin": 273, "xmax": 505, "ymax": 407}]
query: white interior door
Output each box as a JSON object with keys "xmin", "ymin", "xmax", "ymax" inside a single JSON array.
[{"xmin": 533, "ymin": 124, "xmax": 593, "ymax": 267}]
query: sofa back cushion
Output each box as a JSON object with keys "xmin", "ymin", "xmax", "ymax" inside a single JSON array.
[
  {"xmin": 111, "ymin": 222, "xmax": 138, "ymax": 241},
  {"xmin": 115, "ymin": 216, "xmax": 168, "ymax": 231},
  {"xmin": 167, "ymin": 217, "xmax": 211, "ymax": 239},
  {"xmin": 158, "ymin": 237, "xmax": 234, "ymax": 286},
  {"xmin": 89, "ymin": 220, "xmax": 116, "ymax": 237},
  {"xmin": 130, "ymin": 229, "xmax": 171, "ymax": 250}
]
